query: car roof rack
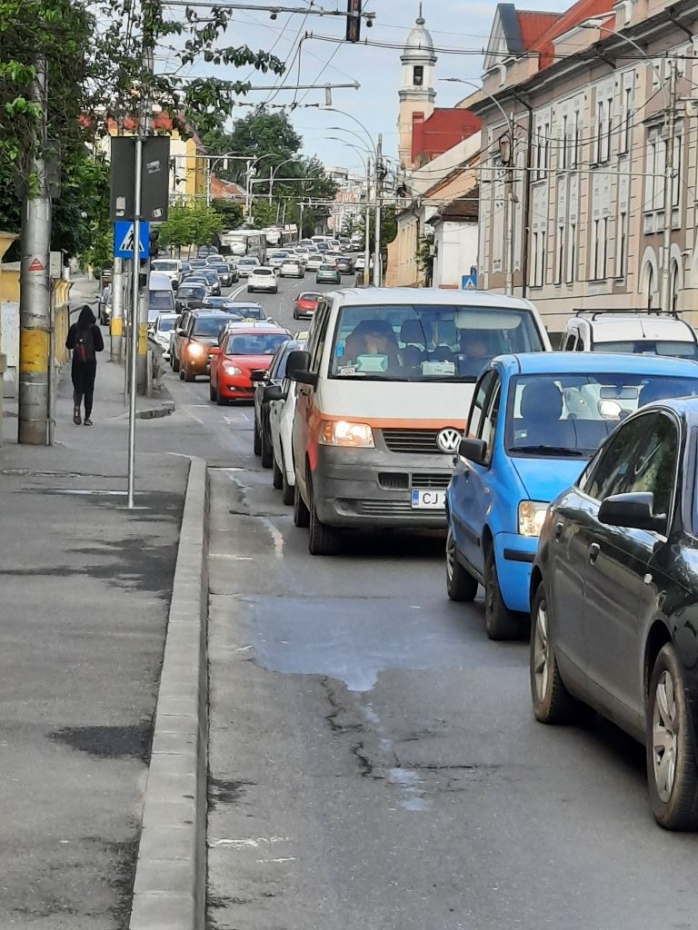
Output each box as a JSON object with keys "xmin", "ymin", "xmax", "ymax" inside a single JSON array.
[{"xmin": 573, "ymin": 308, "xmax": 681, "ymax": 321}]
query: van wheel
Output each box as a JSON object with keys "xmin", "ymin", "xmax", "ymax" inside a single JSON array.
[
  {"xmin": 281, "ymin": 456, "xmax": 294, "ymax": 506},
  {"xmin": 172, "ymin": 356, "xmax": 180, "ymax": 372},
  {"xmin": 293, "ymin": 483, "xmax": 310, "ymax": 528},
  {"xmin": 261, "ymin": 425, "xmax": 273, "ymax": 469},
  {"xmin": 184, "ymin": 367, "xmax": 195, "ymax": 383},
  {"xmin": 253, "ymin": 420, "xmax": 262, "ymax": 456},
  {"xmin": 308, "ymin": 476, "xmax": 341, "ymax": 556}
]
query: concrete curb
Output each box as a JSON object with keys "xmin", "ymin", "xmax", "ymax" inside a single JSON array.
[
  {"xmin": 135, "ymin": 400, "xmax": 176, "ymax": 421},
  {"xmin": 128, "ymin": 456, "xmax": 209, "ymax": 930}
]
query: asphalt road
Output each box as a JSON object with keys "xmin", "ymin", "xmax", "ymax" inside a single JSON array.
[{"xmin": 159, "ymin": 275, "xmax": 698, "ymax": 930}]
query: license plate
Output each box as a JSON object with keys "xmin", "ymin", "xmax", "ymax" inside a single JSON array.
[{"xmin": 411, "ymin": 489, "xmax": 446, "ymax": 509}]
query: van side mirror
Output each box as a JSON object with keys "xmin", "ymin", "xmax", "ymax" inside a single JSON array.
[
  {"xmin": 264, "ymin": 384, "xmax": 284, "ymax": 402},
  {"xmin": 286, "ymin": 349, "xmax": 318, "ymax": 387},
  {"xmin": 458, "ymin": 437, "xmax": 487, "ymax": 465}
]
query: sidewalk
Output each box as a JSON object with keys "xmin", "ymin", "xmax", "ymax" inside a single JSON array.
[{"xmin": 0, "ymin": 359, "xmax": 191, "ymax": 929}]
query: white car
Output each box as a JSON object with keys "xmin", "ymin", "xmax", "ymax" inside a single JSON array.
[
  {"xmin": 149, "ymin": 312, "xmax": 178, "ymax": 359},
  {"xmin": 269, "ymin": 339, "xmax": 306, "ymax": 505},
  {"xmin": 268, "ymin": 250, "xmax": 291, "ymax": 270},
  {"xmin": 305, "ymin": 254, "xmax": 323, "ymax": 271},
  {"xmin": 279, "ymin": 259, "xmax": 304, "ymax": 279},
  {"xmin": 248, "ymin": 267, "xmax": 278, "ymax": 294},
  {"xmin": 237, "ymin": 257, "xmax": 261, "ymax": 278},
  {"xmin": 560, "ymin": 311, "xmax": 698, "ymax": 358}
]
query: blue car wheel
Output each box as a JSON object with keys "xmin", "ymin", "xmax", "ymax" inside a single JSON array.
[
  {"xmin": 484, "ymin": 548, "xmax": 521, "ymax": 641},
  {"xmin": 446, "ymin": 527, "xmax": 478, "ymax": 602}
]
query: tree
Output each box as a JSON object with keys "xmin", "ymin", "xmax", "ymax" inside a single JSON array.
[
  {"xmin": 159, "ymin": 204, "xmax": 193, "ymax": 254},
  {"xmin": 212, "ymin": 198, "xmax": 244, "ymax": 230},
  {"xmin": 356, "ymin": 203, "xmax": 398, "ymax": 254},
  {"xmin": 250, "ymin": 200, "xmax": 277, "ymax": 229},
  {"xmin": 224, "ymin": 109, "xmax": 302, "ymax": 184},
  {"xmin": 1, "ymin": 0, "xmax": 286, "ymax": 254},
  {"xmin": 159, "ymin": 202, "xmax": 223, "ymax": 254}
]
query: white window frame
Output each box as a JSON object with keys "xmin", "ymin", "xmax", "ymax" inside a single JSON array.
[
  {"xmin": 567, "ymin": 222, "xmax": 577, "ymax": 284},
  {"xmin": 591, "ymin": 216, "xmax": 608, "ymax": 280},
  {"xmin": 616, "ymin": 210, "xmax": 628, "ymax": 278},
  {"xmin": 555, "ymin": 224, "xmax": 565, "ymax": 284},
  {"xmin": 620, "ymin": 86, "xmax": 632, "ymax": 155},
  {"xmin": 561, "ymin": 114, "xmax": 568, "ymax": 171}
]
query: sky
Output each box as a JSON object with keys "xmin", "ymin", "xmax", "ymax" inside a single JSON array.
[{"xmin": 159, "ymin": 0, "xmax": 569, "ymax": 174}]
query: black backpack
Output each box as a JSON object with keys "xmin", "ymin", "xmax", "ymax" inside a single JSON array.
[{"xmin": 74, "ymin": 327, "xmax": 96, "ymax": 363}]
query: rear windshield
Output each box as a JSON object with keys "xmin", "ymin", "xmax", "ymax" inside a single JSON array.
[
  {"xmin": 178, "ymin": 286, "xmax": 206, "ymax": 299},
  {"xmin": 226, "ymin": 333, "xmax": 289, "ymax": 355},
  {"xmin": 329, "ymin": 304, "xmax": 546, "ymax": 382},
  {"xmin": 506, "ymin": 372, "xmax": 698, "ymax": 458},
  {"xmin": 254, "ymin": 269, "xmax": 274, "ymax": 276},
  {"xmin": 595, "ymin": 340, "xmax": 698, "ymax": 360},
  {"xmin": 149, "ymin": 290, "xmax": 175, "ymax": 311},
  {"xmin": 230, "ymin": 306, "xmax": 265, "ymax": 319},
  {"xmin": 193, "ymin": 317, "xmax": 224, "ymax": 337},
  {"xmin": 153, "ymin": 261, "xmax": 178, "ymax": 272}
]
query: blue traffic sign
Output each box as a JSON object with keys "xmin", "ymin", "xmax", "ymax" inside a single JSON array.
[
  {"xmin": 461, "ymin": 266, "xmax": 478, "ymax": 290},
  {"xmin": 114, "ymin": 220, "xmax": 149, "ymax": 259}
]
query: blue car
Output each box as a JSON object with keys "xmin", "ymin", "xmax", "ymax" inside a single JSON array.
[{"xmin": 446, "ymin": 352, "xmax": 698, "ymax": 641}]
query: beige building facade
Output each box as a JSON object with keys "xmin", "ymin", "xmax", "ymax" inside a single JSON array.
[{"xmin": 476, "ymin": 0, "xmax": 698, "ymax": 339}]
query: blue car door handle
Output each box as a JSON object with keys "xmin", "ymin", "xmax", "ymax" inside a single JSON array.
[{"xmin": 589, "ymin": 542, "xmax": 600, "ymax": 564}]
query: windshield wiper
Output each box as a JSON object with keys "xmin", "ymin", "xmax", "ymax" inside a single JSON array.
[{"xmin": 513, "ymin": 445, "xmax": 585, "ymax": 457}]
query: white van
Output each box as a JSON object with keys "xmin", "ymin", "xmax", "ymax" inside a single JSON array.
[
  {"xmin": 561, "ymin": 310, "xmax": 698, "ymax": 358},
  {"xmin": 148, "ymin": 270, "xmax": 176, "ymax": 322},
  {"xmin": 151, "ymin": 258, "xmax": 182, "ymax": 289},
  {"xmin": 286, "ymin": 287, "xmax": 551, "ymax": 554}
]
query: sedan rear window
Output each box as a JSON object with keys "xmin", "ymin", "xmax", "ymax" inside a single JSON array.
[
  {"xmin": 254, "ymin": 269, "xmax": 274, "ymax": 276},
  {"xmin": 178, "ymin": 286, "xmax": 206, "ymax": 300},
  {"xmin": 226, "ymin": 334, "xmax": 288, "ymax": 355}
]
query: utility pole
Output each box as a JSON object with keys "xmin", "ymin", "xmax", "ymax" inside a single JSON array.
[
  {"xmin": 373, "ymin": 135, "xmax": 383, "ymax": 287},
  {"xmin": 299, "ymin": 200, "xmax": 306, "ymax": 239},
  {"xmin": 364, "ymin": 157, "xmax": 372, "ymax": 286},
  {"xmin": 660, "ymin": 59, "xmax": 678, "ymax": 314},
  {"xmin": 127, "ymin": 137, "xmax": 143, "ymax": 509},
  {"xmin": 111, "ymin": 257, "xmax": 124, "ymax": 362},
  {"xmin": 18, "ymin": 56, "xmax": 51, "ymax": 446}
]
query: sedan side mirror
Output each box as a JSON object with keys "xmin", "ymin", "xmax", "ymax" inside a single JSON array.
[
  {"xmin": 598, "ymin": 492, "xmax": 667, "ymax": 534},
  {"xmin": 458, "ymin": 437, "xmax": 487, "ymax": 465},
  {"xmin": 264, "ymin": 384, "xmax": 284, "ymax": 402},
  {"xmin": 286, "ymin": 349, "xmax": 318, "ymax": 387}
]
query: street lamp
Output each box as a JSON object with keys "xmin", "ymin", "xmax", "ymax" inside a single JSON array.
[
  {"xmin": 580, "ymin": 19, "xmax": 673, "ymax": 312},
  {"xmin": 268, "ymin": 157, "xmax": 298, "ymax": 204}
]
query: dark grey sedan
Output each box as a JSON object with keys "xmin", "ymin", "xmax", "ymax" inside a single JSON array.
[{"xmin": 530, "ymin": 392, "xmax": 698, "ymax": 830}]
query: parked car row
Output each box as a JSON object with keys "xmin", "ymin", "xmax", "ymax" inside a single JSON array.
[{"xmin": 245, "ymin": 285, "xmax": 698, "ymax": 833}]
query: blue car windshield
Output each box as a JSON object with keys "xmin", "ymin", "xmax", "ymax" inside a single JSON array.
[
  {"xmin": 506, "ymin": 373, "xmax": 698, "ymax": 457},
  {"xmin": 329, "ymin": 305, "xmax": 545, "ymax": 382}
]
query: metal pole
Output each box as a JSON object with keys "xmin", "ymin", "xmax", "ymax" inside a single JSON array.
[
  {"xmin": 299, "ymin": 200, "xmax": 305, "ymax": 239},
  {"xmin": 48, "ymin": 279, "xmax": 55, "ymax": 445},
  {"xmin": 268, "ymin": 167, "xmax": 274, "ymax": 205},
  {"xmin": 18, "ymin": 56, "xmax": 51, "ymax": 445},
  {"xmin": 373, "ymin": 135, "xmax": 383, "ymax": 287},
  {"xmin": 364, "ymin": 157, "xmax": 371, "ymax": 286},
  {"xmin": 111, "ymin": 256, "xmax": 124, "ymax": 362},
  {"xmin": 127, "ymin": 136, "xmax": 143, "ymax": 509},
  {"xmin": 660, "ymin": 60, "xmax": 678, "ymax": 314}
]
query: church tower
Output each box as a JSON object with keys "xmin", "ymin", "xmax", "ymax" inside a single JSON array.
[{"xmin": 398, "ymin": 5, "xmax": 437, "ymax": 170}]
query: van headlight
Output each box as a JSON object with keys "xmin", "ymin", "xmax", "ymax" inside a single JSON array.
[
  {"xmin": 319, "ymin": 420, "xmax": 375, "ymax": 448},
  {"xmin": 518, "ymin": 500, "xmax": 548, "ymax": 537}
]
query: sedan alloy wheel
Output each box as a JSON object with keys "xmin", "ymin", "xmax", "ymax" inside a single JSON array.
[{"xmin": 529, "ymin": 585, "xmax": 577, "ymax": 725}]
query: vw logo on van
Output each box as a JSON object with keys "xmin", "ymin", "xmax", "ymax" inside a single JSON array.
[{"xmin": 437, "ymin": 428, "xmax": 461, "ymax": 454}]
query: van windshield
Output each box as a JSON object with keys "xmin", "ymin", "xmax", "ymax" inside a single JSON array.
[
  {"xmin": 329, "ymin": 304, "xmax": 546, "ymax": 382},
  {"xmin": 149, "ymin": 290, "xmax": 175, "ymax": 311}
]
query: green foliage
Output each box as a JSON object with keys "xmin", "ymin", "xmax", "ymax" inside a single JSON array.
[
  {"xmin": 416, "ymin": 231, "xmax": 435, "ymax": 284},
  {"xmin": 212, "ymin": 198, "xmax": 244, "ymax": 229},
  {"xmin": 159, "ymin": 203, "xmax": 223, "ymax": 253},
  {"xmin": 250, "ymin": 200, "xmax": 277, "ymax": 229},
  {"xmin": 355, "ymin": 204, "xmax": 398, "ymax": 253}
]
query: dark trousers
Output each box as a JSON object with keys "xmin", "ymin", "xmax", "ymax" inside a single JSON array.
[{"xmin": 71, "ymin": 360, "xmax": 97, "ymax": 418}]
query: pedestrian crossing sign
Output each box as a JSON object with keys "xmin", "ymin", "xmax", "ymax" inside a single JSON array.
[
  {"xmin": 461, "ymin": 268, "xmax": 478, "ymax": 290},
  {"xmin": 114, "ymin": 220, "xmax": 150, "ymax": 259}
]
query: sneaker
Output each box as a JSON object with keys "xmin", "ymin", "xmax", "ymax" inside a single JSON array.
[
  {"xmin": 84, "ymin": 418, "xmax": 93, "ymax": 427},
  {"xmin": 73, "ymin": 408, "xmax": 82, "ymax": 425}
]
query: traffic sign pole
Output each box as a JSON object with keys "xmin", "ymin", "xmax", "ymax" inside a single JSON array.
[{"xmin": 127, "ymin": 137, "xmax": 143, "ymax": 510}]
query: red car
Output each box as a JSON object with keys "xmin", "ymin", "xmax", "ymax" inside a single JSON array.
[
  {"xmin": 293, "ymin": 291, "xmax": 321, "ymax": 320},
  {"xmin": 209, "ymin": 325, "xmax": 290, "ymax": 405}
]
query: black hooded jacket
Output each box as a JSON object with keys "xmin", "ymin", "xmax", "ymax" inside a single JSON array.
[{"xmin": 66, "ymin": 305, "xmax": 104, "ymax": 363}]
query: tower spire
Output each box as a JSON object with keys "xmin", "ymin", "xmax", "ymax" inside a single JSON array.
[{"xmin": 417, "ymin": 3, "xmax": 424, "ymax": 25}]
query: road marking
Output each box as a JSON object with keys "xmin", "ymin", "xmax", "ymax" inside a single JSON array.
[{"xmin": 261, "ymin": 517, "xmax": 284, "ymax": 557}]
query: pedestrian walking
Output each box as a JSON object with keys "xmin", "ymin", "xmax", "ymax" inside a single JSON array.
[{"xmin": 66, "ymin": 305, "xmax": 104, "ymax": 426}]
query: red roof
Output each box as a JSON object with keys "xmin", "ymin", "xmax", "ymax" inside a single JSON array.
[
  {"xmin": 531, "ymin": 0, "xmax": 614, "ymax": 69},
  {"xmin": 516, "ymin": 10, "xmax": 561, "ymax": 50},
  {"xmin": 412, "ymin": 108, "xmax": 481, "ymax": 165}
]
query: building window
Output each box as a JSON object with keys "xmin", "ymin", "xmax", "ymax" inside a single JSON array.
[
  {"xmin": 620, "ymin": 86, "xmax": 632, "ymax": 154},
  {"xmin": 670, "ymin": 259, "xmax": 680, "ymax": 312},
  {"xmin": 605, "ymin": 97, "xmax": 613, "ymax": 162},
  {"xmin": 567, "ymin": 222, "xmax": 577, "ymax": 283},
  {"xmin": 561, "ymin": 115, "xmax": 568, "ymax": 171},
  {"xmin": 572, "ymin": 111, "xmax": 580, "ymax": 168},
  {"xmin": 556, "ymin": 224, "xmax": 565, "ymax": 284},
  {"xmin": 672, "ymin": 134, "xmax": 682, "ymax": 209},
  {"xmin": 532, "ymin": 230, "xmax": 546, "ymax": 287},
  {"xmin": 596, "ymin": 101, "xmax": 604, "ymax": 164},
  {"xmin": 595, "ymin": 99, "xmax": 611, "ymax": 164},
  {"xmin": 616, "ymin": 211, "xmax": 628, "ymax": 278},
  {"xmin": 413, "ymin": 66, "xmax": 424, "ymax": 86},
  {"xmin": 543, "ymin": 121, "xmax": 550, "ymax": 172},
  {"xmin": 591, "ymin": 217, "xmax": 608, "ymax": 280}
]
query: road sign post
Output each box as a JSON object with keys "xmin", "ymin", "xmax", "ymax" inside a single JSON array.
[{"xmin": 127, "ymin": 138, "xmax": 143, "ymax": 510}]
